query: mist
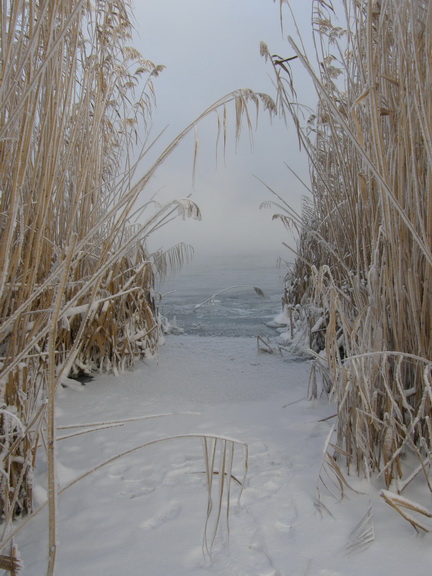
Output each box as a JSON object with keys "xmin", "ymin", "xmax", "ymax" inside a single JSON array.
[{"xmin": 131, "ymin": 0, "xmax": 317, "ymax": 259}]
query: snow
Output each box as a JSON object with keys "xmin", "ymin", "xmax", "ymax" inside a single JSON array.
[{"xmin": 16, "ymin": 335, "xmax": 432, "ymax": 575}]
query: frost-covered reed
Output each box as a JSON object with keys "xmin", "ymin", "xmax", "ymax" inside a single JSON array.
[
  {"xmin": 0, "ymin": 0, "xmax": 275, "ymax": 569},
  {"xmin": 269, "ymin": 0, "xmax": 431, "ymax": 494},
  {"xmin": 0, "ymin": 0, "xmax": 164, "ymax": 536}
]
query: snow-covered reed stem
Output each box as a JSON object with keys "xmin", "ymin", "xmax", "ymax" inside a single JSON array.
[
  {"xmin": 0, "ymin": 0, "xmax": 276, "ymax": 566},
  {"xmin": 0, "ymin": 0, "xmax": 163, "ymax": 532},
  {"xmin": 270, "ymin": 0, "xmax": 432, "ymax": 490}
]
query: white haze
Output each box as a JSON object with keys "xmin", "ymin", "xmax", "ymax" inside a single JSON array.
[{"xmin": 131, "ymin": 0, "xmax": 318, "ymax": 258}]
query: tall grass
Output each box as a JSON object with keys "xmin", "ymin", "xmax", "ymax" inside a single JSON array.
[
  {"xmin": 268, "ymin": 0, "xmax": 431, "ymax": 497},
  {"xmin": 0, "ymin": 0, "xmax": 163, "ymax": 535},
  {"xmin": 0, "ymin": 0, "xmax": 275, "ymax": 566}
]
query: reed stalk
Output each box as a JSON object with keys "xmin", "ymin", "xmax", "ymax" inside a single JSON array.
[
  {"xmin": 270, "ymin": 0, "xmax": 432, "ymax": 495},
  {"xmin": 0, "ymin": 0, "xmax": 276, "ymax": 569}
]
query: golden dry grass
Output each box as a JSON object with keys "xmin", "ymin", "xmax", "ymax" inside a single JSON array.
[
  {"xmin": 270, "ymin": 0, "xmax": 432, "ymax": 502},
  {"xmin": 0, "ymin": 0, "xmax": 163, "ymax": 535},
  {"xmin": 0, "ymin": 1, "xmax": 275, "ymax": 570}
]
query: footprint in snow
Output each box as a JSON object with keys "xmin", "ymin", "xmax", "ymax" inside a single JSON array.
[
  {"xmin": 119, "ymin": 483, "xmax": 156, "ymax": 499},
  {"xmin": 275, "ymin": 501, "xmax": 298, "ymax": 535},
  {"xmin": 140, "ymin": 500, "xmax": 182, "ymax": 529},
  {"xmin": 209, "ymin": 546, "xmax": 280, "ymax": 576},
  {"xmin": 241, "ymin": 469, "xmax": 285, "ymax": 505}
]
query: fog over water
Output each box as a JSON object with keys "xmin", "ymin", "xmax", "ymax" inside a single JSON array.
[{"xmin": 132, "ymin": 0, "xmax": 318, "ymax": 260}]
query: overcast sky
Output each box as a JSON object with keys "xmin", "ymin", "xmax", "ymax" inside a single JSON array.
[{"xmin": 130, "ymin": 0, "xmax": 318, "ymax": 261}]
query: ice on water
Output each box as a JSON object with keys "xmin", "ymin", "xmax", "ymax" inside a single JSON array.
[{"xmin": 158, "ymin": 253, "xmax": 286, "ymax": 337}]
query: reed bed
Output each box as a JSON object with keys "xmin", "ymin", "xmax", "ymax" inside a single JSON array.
[
  {"xmin": 269, "ymin": 0, "xmax": 432, "ymax": 498},
  {"xmin": 0, "ymin": 0, "xmax": 275, "ymax": 568},
  {"xmin": 0, "ymin": 0, "xmax": 163, "ymax": 534}
]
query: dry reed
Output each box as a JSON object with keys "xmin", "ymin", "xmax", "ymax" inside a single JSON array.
[
  {"xmin": 0, "ymin": 0, "xmax": 163, "ymax": 537},
  {"xmin": 269, "ymin": 0, "xmax": 432, "ymax": 509},
  {"xmin": 0, "ymin": 0, "xmax": 275, "ymax": 570}
]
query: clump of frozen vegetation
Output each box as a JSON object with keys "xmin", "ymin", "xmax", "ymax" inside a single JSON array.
[
  {"xmin": 266, "ymin": 0, "xmax": 432, "ymax": 528},
  {"xmin": 0, "ymin": 0, "xmax": 277, "ymax": 571}
]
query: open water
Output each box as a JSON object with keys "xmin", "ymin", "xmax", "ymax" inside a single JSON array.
[{"xmin": 157, "ymin": 252, "xmax": 289, "ymax": 338}]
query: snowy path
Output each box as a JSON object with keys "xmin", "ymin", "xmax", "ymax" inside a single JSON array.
[{"xmin": 17, "ymin": 336, "xmax": 432, "ymax": 575}]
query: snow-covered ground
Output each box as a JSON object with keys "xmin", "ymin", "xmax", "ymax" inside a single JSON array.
[{"xmin": 17, "ymin": 335, "xmax": 432, "ymax": 575}]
